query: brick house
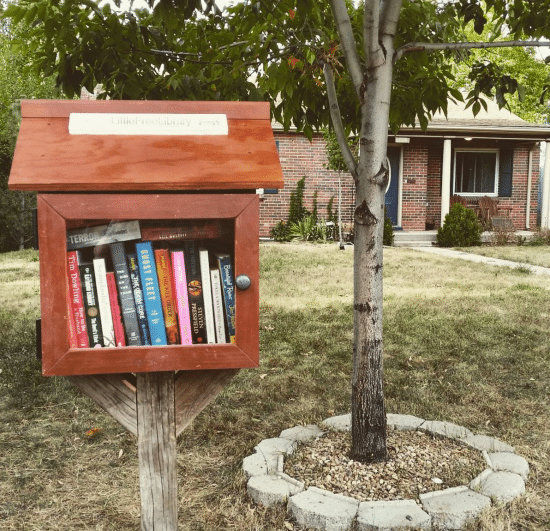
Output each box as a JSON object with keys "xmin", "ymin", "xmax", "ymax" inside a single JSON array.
[{"xmin": 259, "ymin": 98, "xmax": 550, "ymax": 237}]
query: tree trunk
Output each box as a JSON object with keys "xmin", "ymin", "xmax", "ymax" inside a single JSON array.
[{"xmin": 349, "ymin": 11, "xmax": 398, "ymax": 461}]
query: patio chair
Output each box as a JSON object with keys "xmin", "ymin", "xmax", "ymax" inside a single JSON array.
[
  {"xmin": 450, "ymin": 195, "xmax": 468, "ymax": 207},
  {"xmin": 477, "ymin": 196, "xmax": 514, "ymax": 231}
]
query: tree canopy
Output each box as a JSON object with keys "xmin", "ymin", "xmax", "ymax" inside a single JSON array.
[
  {"xmin": 0, "ymin": 4, "xmax": 58, "ymax": 251},
  {"xmin": 7, "ymin": 0, "xmax": 550, "ymax": 137}
]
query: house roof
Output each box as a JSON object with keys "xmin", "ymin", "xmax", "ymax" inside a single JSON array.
[{"xmin": 399, "ymin": 96, "xmax": 550, "ymax": 140}]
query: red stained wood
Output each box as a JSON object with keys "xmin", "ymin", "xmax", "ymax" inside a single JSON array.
[
  {"xmin": 9, "ymin": 100, "xmax": 284, "ymax": 192},
  {"xmin": 38, "ymin": 193, "xmax": 260, "ymax": 376}
]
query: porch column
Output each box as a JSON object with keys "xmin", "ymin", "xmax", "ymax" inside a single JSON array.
[
  {"xmin": 440, "ymin": 138, "xmax": 452, "ymax": 226},
  {"xmin": 542, "ymin": 142, "xmax": 550, "ymax": 229}
]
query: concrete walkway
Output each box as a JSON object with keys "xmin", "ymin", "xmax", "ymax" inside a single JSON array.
[{"xmin": 406, "ymin": 246, "xmax": 550, "ymax": 277}]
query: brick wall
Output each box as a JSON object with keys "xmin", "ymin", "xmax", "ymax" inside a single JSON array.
[
  {"xmin": 259, "ymin": 132, "xmax": 355, "ymax": 237},
  {"xmin": 498, "ymin": 147, "xmax": 540, "ymax": 230}
]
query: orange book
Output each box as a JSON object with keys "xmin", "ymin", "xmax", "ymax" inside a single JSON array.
[{"xmin": 154, "ymin": 249, "xmax": 180, "ymax": 345}]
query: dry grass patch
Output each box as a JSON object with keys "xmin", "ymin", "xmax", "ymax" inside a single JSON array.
[{"xmin": 1, "ymin": 246, "xmax": 549, "ymax": 530}]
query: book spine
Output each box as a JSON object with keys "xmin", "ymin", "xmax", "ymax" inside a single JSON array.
[
  {"xmin": 66, "ymin": 251, "xmax": 89, "ymax": 348},
  {"xmin": 216, "ymin": 254, "xmax": 236, "ymax": 344},
  {"xmin": 66, "ymin": 289, "xmax": 78, "ymax": 349},
  {"xmin": 67, "ymin": 220, "xmax": 141, "ymax": 250},
  {"xmin": 110, "ymin": 242, "xmax": 142, "ymax": 346},
  {"xmin": 140, "ymin": 221, "xmax": 230, "ymax": 242},
  {"xmin": 106, "ymin": 272, "xmax": 126, "ymax": 347},
  {"xmin": 172, "ymin": 251, "xmax": 193, "ymax": 345},
  {"xmin": 79, "ymin": 262, "xmax": 104, "ymax": 348},
  {"xmin": 135, "ymin": 241, "xmax": 168, "ymax": 346},
  {"xmin": 93, "ymin": 258, "xmax": 116, "ymax": 347},
  {"xmin": 155, "ymin": 249, "xmax": 180, "ymax": 345},
  {"xmin": 210, "ymin": 268, "xmax": 227, "ymax": 344},
  {"xmin": 128, "ymin": 253, "xmax": 152, "ymax": 346},
  {"xmin": 183, "ymin": 241, "xmax": 207, "ymax": 344},
  {"xmin": 199, "ymin": 249, "xmax": 216, "ymax": 344}
]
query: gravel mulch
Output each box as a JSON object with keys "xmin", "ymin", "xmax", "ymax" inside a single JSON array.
[{"xmin": 284, "ymin": 428, "xmax": 486, "ymax": 502}]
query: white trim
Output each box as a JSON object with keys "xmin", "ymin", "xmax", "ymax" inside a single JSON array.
[
  {"xmin": 453, "ymin": 148, "xmax": 499, "ymax": 197},
  {"xmin": 441, "ymin": 139, "xmax": 452, "ymax": 225},
  {"xmin": 398, "ymin": 146, "xmax": 404, "ymax": 228}
]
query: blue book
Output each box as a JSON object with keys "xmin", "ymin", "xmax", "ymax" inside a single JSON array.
[
  {"xmin": 214, "ymin": 253, "xmax": 236, "ymax": 344},
  {"xmin": 135, "ymin": 241, "xmax": 168, "ymax": 345},
  {"xmin": 127, "ymin": 253, "xmax": 152, "ymax": 346}
]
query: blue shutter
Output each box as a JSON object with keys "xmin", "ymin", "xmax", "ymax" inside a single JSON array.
[{"xmin": 499, "ymin": 149, "xmax": 513, "ymax": 197}]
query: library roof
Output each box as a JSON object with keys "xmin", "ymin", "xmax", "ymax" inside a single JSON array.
[{"xmin": 9, "ymin": 100, "xmax": 284, "ymax": 192}]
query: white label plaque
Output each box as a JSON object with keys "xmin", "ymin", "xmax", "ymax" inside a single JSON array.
[{"xmin": 68, "ymin": 113, "xmax": 228, "ymax": 136}]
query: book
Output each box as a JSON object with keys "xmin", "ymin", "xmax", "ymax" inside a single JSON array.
[
  {"xmin": 171, "ymin": 250, "xmax": 193, "ymax": 345},
  {"xmin": 66, "ymin": 250, "xmax": 89, "ymax": 348},
  {"xmin": 106, "ymin": 272, "xmax": 126, "ymax": 347},
  {"xmin": 93, "ymin": 258, "xmax": 116, "ymax": 347},
  {"xmin": 183, "ymin": 241, "xmax": 207, "ymax": 344},
  {"xmin": 199, "ymin": 248, "xmax": 216, "ymax": 344},
  {"xmin": 79, "ymin": 262, "xmax": 104, "ymax": 348},
  {"xmin": 127, "ymin": 253, "xmax": 152, "ymax": 345},
  {"xmin": 210, "ymin": 267, "xmax": 227, "ymax": 344},
  {"xmin": 155, "ymin": 249, "xmax": 180, "ymax": 345},
  {"xmin": 135, "ymin": 241, "xmax": 168, "ymax": 345},
  {"xmin": 110, "ymin": 242, "xmax": 142, "ymax": 346},
  {"xmin": 215, "ymin": 253, "xmax": 236, "ymax": 344},
  {"xmin": 140, "ymin": 221, "xmax": 231, "ymax": 242},
  {"xmin": 66, "ymin": 289, "xmax": 78, "ymax": 349},
  {"xmin": 67, "ymin": 220, "xmax": 141, "ymax": 250}
]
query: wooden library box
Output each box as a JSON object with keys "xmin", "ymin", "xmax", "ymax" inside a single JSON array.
[{"xmin": 9, "ymin": 100, "xmax": 283, "ymax": 376}]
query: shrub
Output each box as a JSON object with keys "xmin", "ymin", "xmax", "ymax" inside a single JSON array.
[
  {"xmin": 288, "ymin": 176, "xmax": 307, "ymax": 225},
  {"xmin": 289, "ymin": 215, "xmax": 318, "ymax": 241},
  {"xmin": 383, "ymin": 208, "xmax": 394, "ymax": 246},
  {"xmin": 437, "ymin": 203, "xmax": 482, "ymax": 247},
  {"xmin": 270, "ymin": 220, "xmax": 292, "ymax": 242}
]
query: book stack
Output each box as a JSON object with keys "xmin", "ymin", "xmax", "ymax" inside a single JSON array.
[{"xmin": 66, "ymin": 220, "xmax": 236, "ymax": 348}]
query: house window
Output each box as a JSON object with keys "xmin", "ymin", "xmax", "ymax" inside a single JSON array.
[{"xmin": 454, "ymin": 150, "xmax": 499, "ymax": 196}]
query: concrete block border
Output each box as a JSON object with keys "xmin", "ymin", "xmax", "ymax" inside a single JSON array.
[{"xmin": 243, "ymin": 413, "xmax": 529, "ymax": 531}]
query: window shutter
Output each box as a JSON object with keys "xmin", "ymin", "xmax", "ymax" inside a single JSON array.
[{"xmin": 499, "ymin": 149, "xmax": 513, "ymax": 197}]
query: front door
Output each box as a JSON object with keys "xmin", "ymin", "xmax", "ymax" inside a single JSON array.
[{"xmin": 385, "ymin": 146, "xmax": 400, "ymax": 226}]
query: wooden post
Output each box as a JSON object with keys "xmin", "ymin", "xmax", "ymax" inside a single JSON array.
[{"xmin": 137, "ymin": 372, "xmax": 178, "ymax": 531}]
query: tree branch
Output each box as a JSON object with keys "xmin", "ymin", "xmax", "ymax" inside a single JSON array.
[
  {"xmin": 380, "ymin": 0, "xmax": 403, "ymax": 38},
  {"xmin": 323, "ymin": 62, "xmax": 358, "ymax": 179},
  {"xmin": 395, "ymin": 39, "xmax": 550, "ymax": 62},
  {"xmin": 330, "ymin": 0, "xmax": 364, "ymax": 97},
  {"xmin": 364, "ymin": 0, "xmax": 384, "ymax": 68}
]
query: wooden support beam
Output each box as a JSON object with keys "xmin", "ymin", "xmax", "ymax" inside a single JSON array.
[
  {"xmin": 174, "ymin": 369, "xmax": 239, "ymax": 436},
  {"xmin": 137, "ymin": 372, "xmax": 178, "ymax": 531},
  {"xmin": 68, "ymin": 374, "xmax": 138, "ymax": 435}
]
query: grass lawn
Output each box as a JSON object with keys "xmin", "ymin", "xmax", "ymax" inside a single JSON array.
[{"xmin": 0, "ymin": 244, "xmax": 549, "ymax": 530}]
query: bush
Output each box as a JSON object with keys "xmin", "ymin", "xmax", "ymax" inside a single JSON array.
[
  {"xmin": 383, "ymin": 208, "xmax": 394, "ymax": 246},
  {"xmin": 437, "ymin": 203, "xmax": 482, "ymax": 247},
  {"xmin": 270, "ymin": 220, "xmax": 292, "ymax": 242}
]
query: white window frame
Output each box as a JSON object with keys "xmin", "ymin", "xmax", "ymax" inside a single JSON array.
[{"xmin": 453, "ymin": 148, "xmax": 499, "ymax": 197}]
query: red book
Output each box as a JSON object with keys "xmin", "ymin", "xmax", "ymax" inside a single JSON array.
[
  {"xmin": 66, "ymin": 251, "xmax": 89, "ymax": 348},
  {"xmin": 106, "ymin": 272, "xmax": 126, "ymax": 347},
  {"xmin": 154, "ymin": 249, "xmax": 180, "ymax": 345},
  {"xmin": 66, "ymin": 289, "xmax": 78, "ymax": 348}
]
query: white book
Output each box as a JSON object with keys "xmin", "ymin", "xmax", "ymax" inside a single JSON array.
[
  {"xmin": 199, "ymin": 248, "xmax": 216, "ymax": 344},
  {"xmin": 210, "ymin": 267, "xmax": 227, "ymax": 344},
  {"xmin": 93, "ymin": 258, "xmax": 116, "ymax": 348}
]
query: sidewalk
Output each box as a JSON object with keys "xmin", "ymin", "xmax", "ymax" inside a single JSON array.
[{"xmin": 410, "ymin": 246, "xmax": 550, "ymax": 277}]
